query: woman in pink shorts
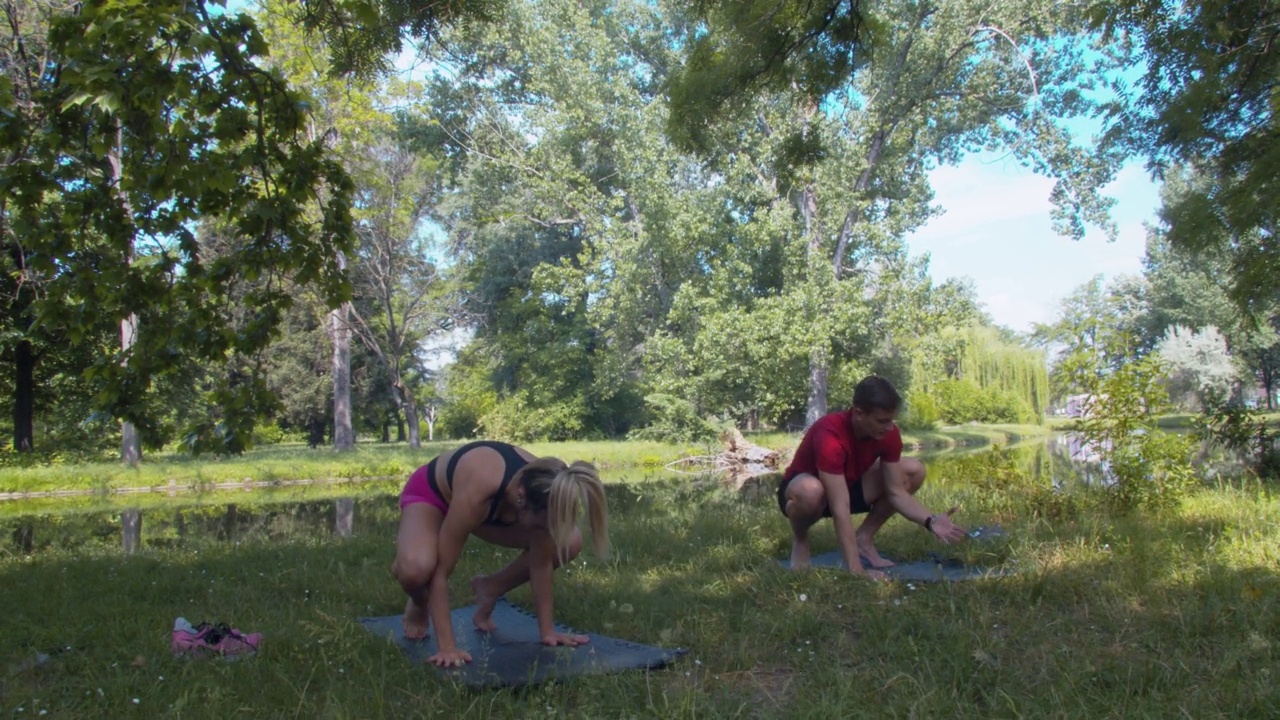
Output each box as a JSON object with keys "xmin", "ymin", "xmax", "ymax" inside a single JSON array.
[{"xmin": 392, "ymin": 440, "xmax": 609, "ymax": 668}]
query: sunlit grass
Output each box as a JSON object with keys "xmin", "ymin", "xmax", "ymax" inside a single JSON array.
[{"xmin": 1, "ymin": 457, "xmax": 1276, "ymax": 718}]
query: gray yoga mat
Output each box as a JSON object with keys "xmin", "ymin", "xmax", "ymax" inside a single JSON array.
[
  {"xmin": 358, "ymin": 599, "xmax": 686, "ymax": 689},
  {"xmin": 777, "ymin": 526, "xmax": 1013, "ymax": 581},
  {"xmin": 779, "ymin": 550, "xmax": 1012, "ymax": 581}
]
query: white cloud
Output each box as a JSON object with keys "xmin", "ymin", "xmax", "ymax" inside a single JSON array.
[{"xmin": 908, "ymin": 153, "xmax": 1159, "ymax": 333}]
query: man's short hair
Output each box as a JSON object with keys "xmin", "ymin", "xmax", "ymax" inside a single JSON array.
[{"xmin": 852, "ymin": 376, "xmax": 901, "ymax": 412}]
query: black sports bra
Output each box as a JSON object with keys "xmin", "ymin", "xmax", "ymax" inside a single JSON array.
[{"xmin": 428, "ymin": 441, "xmax": 530, "ymax": 526}]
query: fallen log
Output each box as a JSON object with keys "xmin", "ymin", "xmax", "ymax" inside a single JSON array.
[{"xmin": 667, "ymin": 427, "xmax": 786, "ymax": 491}]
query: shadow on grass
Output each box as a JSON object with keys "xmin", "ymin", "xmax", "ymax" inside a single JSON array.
[{"xmin": 0, "ymin": 480, "xmax": 1276, "ymax": 718}]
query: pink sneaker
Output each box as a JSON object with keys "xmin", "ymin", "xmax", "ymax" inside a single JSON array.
[{"xmin": 172, "ymin": 619, "xmax": 262, "ymax": 658}]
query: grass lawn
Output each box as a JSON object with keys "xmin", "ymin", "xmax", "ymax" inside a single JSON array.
[
  {"xmin": 1, "ymin": 459, "xmax": 1276, "ymax": 718},
  {"xmin": 0, "ymin": 425, "xmax": 1052, "ymax": 497}
]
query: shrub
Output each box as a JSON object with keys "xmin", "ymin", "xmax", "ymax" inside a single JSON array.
[
  {"xmin": 899, "ymin": 391, "xmax": 941, "ymax": 431},
  {"xmin": 1076, "ymin": 357, "xmax": 1198, "ymax": 511},
  {"xmin": 1197, "ymin": 392, "xmax": 1280, "ymax": 481},
  {"xmin": 478, "ymin": 394, "xmax": 588, "ymax": 443},
  {"xmin": 933, "ymin": 379, "xmax": 1034, "ymax": 424},
  {"xmin": 627, "ymin": 394, "xmax": 719, "ymax": 444},
  {"xmin": 252, "ymin": 423, "xmax": 288, "ymax": 445}
]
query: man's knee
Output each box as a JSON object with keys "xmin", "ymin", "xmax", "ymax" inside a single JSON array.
[
  {"xmin": 902, "ymin": 457, "xmax": 926, "ymax": 493},
  {"xmin": 786, "ymin": 476, "xmax": 827, "ymax": 518}
]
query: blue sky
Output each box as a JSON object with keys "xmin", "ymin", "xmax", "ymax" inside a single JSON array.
[{"xmin": 905, "ymin": 152, "xmax": 1159, "ymax": 334}]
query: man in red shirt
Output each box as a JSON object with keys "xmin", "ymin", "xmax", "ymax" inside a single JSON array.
[{"xmin": 778, "ymin": 376, "xmax": 966, "ymax": 577}]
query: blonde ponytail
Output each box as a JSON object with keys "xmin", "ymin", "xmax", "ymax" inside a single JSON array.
[
  {"xmin": 519, "ymin": 458, "xmax": 609, "ymax": 563},
  {"xmin": 549, "ymin": 461, "xmax": 609, "ymax": 562}
]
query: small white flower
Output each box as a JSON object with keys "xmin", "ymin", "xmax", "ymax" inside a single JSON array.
[
  {"xmin": 39, "ymin": 711, "xmax": 47, "ymax": 717},
  {"xmin": 132, "ymin": 698, "xmax": 140, "ymax": 705},
  {"xmin": 799, "ymin": 593, "xmax": 807, "ymax": 602}
]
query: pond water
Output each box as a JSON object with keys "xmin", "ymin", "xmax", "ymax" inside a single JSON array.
[{"xmin": 0, "ymin": 435, "xmax": 1246, "ymax": 558}]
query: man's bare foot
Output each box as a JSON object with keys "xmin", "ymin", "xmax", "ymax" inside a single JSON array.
[
  {"xmin": 856, "ymin": 534, "xmax": 896, "ymax": 568},
  {"xmin": 471, "ymin": 575, "xmax": 501, "ymax": 632},
  {"xmin": 789, "ymin": 540, "xmax": 812, "ymax": 570},
  {"xmin": 402, "ymin": 597, "xmax": 429, "ymax": 640}
]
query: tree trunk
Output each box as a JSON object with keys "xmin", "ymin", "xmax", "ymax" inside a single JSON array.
[
  {"xmin": 307, "ymin": 418, "xmax": 326, "ymax": 448},
  {"xmin": 799, "ymin": 180, "xmax": 829, "ymax": 426},
  {"xmin": 6, "ymin": 228, "xmax": 35, "ymax": 452},
  {"xmin": 402, "ymin": 384, "xmax": 421, "ymax": 449},
  {"xmin": 806, "ymin": 348, "xmax": 829, "ymax": 426},
  {"xmin": 424, "ymin": 404, "xmax": 437, "ymax": 441},
  {"xmin": 120, "ymin": 313, "xmax": 141, "ymax": 465},
  {"xmin": 13, "ymin": 338, "xmax": 33, "ymax": 452},
  {"xmin": 108, "ymin": 128, "xmax": 141, "ymax": 467},
  {"xmin": 330, "ymin": 301, "xmax": 354, "ymax": 451}
]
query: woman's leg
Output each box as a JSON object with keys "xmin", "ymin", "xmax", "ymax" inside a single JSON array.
[
  {"xmin": 391, "ymin": 503, "xmax": 445, "ymax": 639},
  {"xmin": 467, "ymin": 524, "xmax": 583, "ymax": 632}
]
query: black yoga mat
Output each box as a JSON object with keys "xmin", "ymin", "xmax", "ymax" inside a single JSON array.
[{"xmin": 358, "ymin": 599, "xmax": 686, "ymax": 689}]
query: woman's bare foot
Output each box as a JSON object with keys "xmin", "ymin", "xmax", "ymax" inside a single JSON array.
[
  {"xmin": 402, "ymin": 596, "xmax": 429, "ymax": 640},
  {"xmin": 856, "ymin": 534, "xmax": 896, "ymax": 568},
  {"xmin": 471, "ymin": 575, "xmax": 501, "ymax": 632},
  {"xmin": 789, "ymin": 540, "xmax": 812, "ymax": 570}
]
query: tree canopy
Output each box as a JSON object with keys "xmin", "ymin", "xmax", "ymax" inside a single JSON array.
[
  {"xmin": 1092, "ymin": 0, "xmax": 1280, "ymax": 312},
  {"xmin": 3, "ymin": 0, "xmax": 1277, "ymax": 454}
]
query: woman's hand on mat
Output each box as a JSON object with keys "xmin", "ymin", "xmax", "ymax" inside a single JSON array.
[
  {"xmin": 428, "ymin": 647, "xmax": 472, "ymax": 667},
  {"xmin": 541, "ymin": 631, "xmax": 590, "ymax": 647},
  {"xmin": 864, "ymin": 568, "xmax": 888, "ymax": 581},
  {"xmin": 929, "ymin": 507, "xmax": 966, "ymax": 544}
]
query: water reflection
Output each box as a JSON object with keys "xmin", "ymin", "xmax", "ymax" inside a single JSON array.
[
  {"xmin": 2, "ymin": 495, "xmax": 401, "ymax": 557},
  {"xmin": 122, "ymin": 509, "xmax": 141, "ymax": 553},
  {"xmin": 2, "ymin": 435, "xmax": 1252, "ymax": 557}
]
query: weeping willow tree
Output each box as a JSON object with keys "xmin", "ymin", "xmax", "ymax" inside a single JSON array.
[
  {"xmin": 954, "ymin": 326, "xmax": 1050, "ymax": 417},
  {"xmin": 910, "ymin": 325, "xmax": 1050, "ymax": 425}
]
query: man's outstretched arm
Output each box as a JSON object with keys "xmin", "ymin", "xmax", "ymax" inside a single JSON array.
[{"xmin": 880, "ymin": 461, "xmax": 966, "ymax": 544}]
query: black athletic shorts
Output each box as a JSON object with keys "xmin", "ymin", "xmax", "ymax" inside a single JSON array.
[{"xmin": 776, "ymin": 472, "xmax": 872, "ymax": 517}]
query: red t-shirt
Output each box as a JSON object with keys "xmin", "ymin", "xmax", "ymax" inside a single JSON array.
[{"xmin": 785, "ymin": 410, "xmax": 903, "ymax": 489}]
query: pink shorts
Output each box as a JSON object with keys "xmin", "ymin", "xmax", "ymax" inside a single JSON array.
[{"xmin": 399, "ymin": 460, "xmax": 448, "ymax": 513}]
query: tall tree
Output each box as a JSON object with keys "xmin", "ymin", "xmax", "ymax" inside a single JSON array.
[
  {"xmin": 430, "ymin": 0, "xmax": 725, "ymax": 439},
  {"xmin": 346, "ymin": 137, "xmax": 455, "ymax": 449},
  {"xmin": 1, "ymin": 0, "xmax": 74, "ymax": 452},
  {"xmin": 1092, "ymin": 0, "xmax": 1279, "ymax": 313},
  {"xmin": 673, "ymin": 0, "xmax": 1122, "ymax": 424},
  {"xmin": 0, "ymin": 0, "xmax": 354, "ymax": 458},
  {"xmin": 1033, "ymin": 275, "xmax": 1147, "ymax": 401}
]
